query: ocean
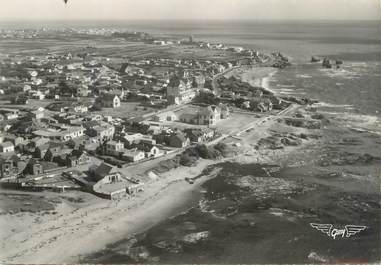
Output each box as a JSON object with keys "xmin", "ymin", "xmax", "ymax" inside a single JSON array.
[{"xmin": 72, "ymin": 20, "xmax": 381, "ymax": 264}]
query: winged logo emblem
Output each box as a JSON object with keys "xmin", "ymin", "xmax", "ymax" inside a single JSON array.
[
  {"xmin": 310, "ymin": 223, "xmax": 367, "ymax": 239},
  {"xmin": 310, "ymin": 223, "xmax": 332, "ymax": 236},
  {"xmin": 345, "ymin": 225, "xmax": 367, "ymax": 237}
]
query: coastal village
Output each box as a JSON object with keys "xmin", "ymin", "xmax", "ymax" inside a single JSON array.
[
  {"xmin": 0, "ymin": 28, "xmax": 294, "ymax": 200},
  {"xmin": 1, "ymin": 20, "xmax": 379, "ymax": 265},
  {"xmin": 1, "ymin": 1, "xmax": 380, "ymax": 263}
]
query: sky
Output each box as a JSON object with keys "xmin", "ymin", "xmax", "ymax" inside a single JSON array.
[{"xmin": 0, "ymin": 0, "xmax": 380, "ymax": 21}]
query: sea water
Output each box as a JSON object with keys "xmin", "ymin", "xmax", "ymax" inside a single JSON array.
[{"xmin": 76, "ymin": 20, "xmax": 381, "ymax": 263}]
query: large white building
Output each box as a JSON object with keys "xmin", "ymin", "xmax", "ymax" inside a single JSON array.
[
  {"xmin": 166, "ymin": 76, "xmax": 197, "ymax": 105},
  {"xmin": 33, "ymin": 127, "xmax": 85, "ymax": 141},
  {"xmin": 180, "ymin": 104, "xmax": 230, "ymax": 126}
]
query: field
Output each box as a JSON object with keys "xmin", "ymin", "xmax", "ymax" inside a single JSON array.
[
  {"xmin": 215, "ymin": 112, "xmax": 259, "ymax": 134},
  {"xmin": 0, "ymin": 193, "xmax": 58, "ymax": 214},
  {"xmin": 0, "ymin": 34, "xmax": 244, "ymax": 63},
  {"xmin": 0, "ymin": 99, "xmax": 55, "ymax": 111},
  {"xmin": 91, "ymin": 102, "xmax": 156, "ymax": 119}
]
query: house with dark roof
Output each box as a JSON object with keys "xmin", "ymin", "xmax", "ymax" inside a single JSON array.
[
  {"xmin": 66, "ymin": 136, "xmax": 99, "ymax": 151},
  {"xmin": 66, "ymin": 150, "xmax": 90, "ymax": 167},
  {"xmin": 86, "ymin": 124, "xmax": 115, "ymax": 141},
  {"xmin": 88, "ymin": 163, "xmax": 144, "ymax": 200},
  {"xmin": 91, "ymin": 163, "xmax": 122, "ymax": 182},
  {"xmin": 34, "ymin": 143, "xmax": 50, "ymax": 158},
  {"xmin": 35, "ymin": 142, "xmax": 62, "ymax": 159},
  {"xmin": 24, "ymin": 159, "xmax": 44, "ymax": 176},
  {"xmin": 44, "ymin": 146, "xmax": 71, "ymax": 164}
]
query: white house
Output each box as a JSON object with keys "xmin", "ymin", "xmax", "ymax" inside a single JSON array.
[
  {"xmin": 105, "ymin": 140, "xmax": 124, "ymax": 156},
  {"xmin": 0, "ymin": 142, "xmax": 15, "ymax": 153}
]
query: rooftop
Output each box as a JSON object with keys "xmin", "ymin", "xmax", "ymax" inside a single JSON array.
[{"xmin": 1, "ymin": 141, "xmax": 14, "ymax": 148}]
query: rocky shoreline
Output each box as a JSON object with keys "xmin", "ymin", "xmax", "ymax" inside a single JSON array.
[
  {"xmin": 81, "ymin": 64, "xmax": 381, "ymax": 264},
  {"xmin": 83, "ymin": 114, "xmax": 381, "ymax": 264}
]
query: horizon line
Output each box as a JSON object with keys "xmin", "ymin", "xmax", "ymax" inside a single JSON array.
[{"xmin": 1, "ymin": 18, "xmax": 381, "ymax": 22}]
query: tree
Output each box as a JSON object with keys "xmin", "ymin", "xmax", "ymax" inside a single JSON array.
[
  {"xmin": 180, "ymin": 153, "xmax": 197, "ymax": 167},
  {"xmin": 193, "ymin": 92, "xmax": 220, "ymax": 105}
]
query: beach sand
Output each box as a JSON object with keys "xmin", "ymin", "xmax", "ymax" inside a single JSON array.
[
  {"xmin": 0, "ymin": 66, "xmax": 303, "ymax": 264},
  {"xmin": 224, "ymin": 66, "xmax": 279, "ymax": 95},
  {"xmin": 0, "ymin": 159, "xmax": 220, "ymax": 263}
]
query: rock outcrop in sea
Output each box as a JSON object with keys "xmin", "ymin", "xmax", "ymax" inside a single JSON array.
[
  {"xmin": 311, "ymin": 56, "xmax": 321, "ymax": 63},
  {"xmin": 321, "ymin": 57, "xmax": 343, "ymax": 69},
  {"xmin": 322, "ymin": 58, "xmax": 332, "ymax": 68}
]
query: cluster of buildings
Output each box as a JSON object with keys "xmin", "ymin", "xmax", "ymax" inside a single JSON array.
[
  {"xmin": 0, "ymin": 27, "xmax": 287, "ymax": 200},
  {"xmin": 0, "ymin": 26, "xmax": 274, "ymax": 113},
  {"xmin": 0, "ymin": 96, "xmax": 227, "ymax": 199}
]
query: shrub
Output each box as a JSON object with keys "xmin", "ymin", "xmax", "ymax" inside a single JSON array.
[
  {"xmin": 195, "ymin": 144, "xmax": 213, "ymax": 159},
  {"xmin": 180, "ymin": 153, "xmax": 198, "ymax": 167},
  {"xmin": 311, "ymin": 113, "xmax": 325, "ymax": 120}
]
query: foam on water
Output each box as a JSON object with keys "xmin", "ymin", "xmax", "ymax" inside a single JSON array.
[
  {"xmin": 276, "ymin": 84, "xmax": 296, "ymax": 88},
  {"xmin": 319, "ymin": 68, "xmax": 361, "ymax": 79},
  {"xmin": 261, "ymin": 75, "xmax": 277, "ymax": 94},
  {"xmin": 320, "ymin": 109, "xmax": 381, "ymax": 135},
  {"xmin": 279, "ymin": 88, "xmax": 295, "ymax": 92},
  {"xmin": 349, "ymin": 62, "xmax": 370, "ymax": 67},
  {"xmin": 280, "ymin": 91, "xmax": 306, "ymax": 95},
  {"xmin": 296, "ymin": 74, "xmax": 312, "ymax": 79},
  {"xmin": 313, "ymin": 102, "xmax": 355, "ymax": 109}
]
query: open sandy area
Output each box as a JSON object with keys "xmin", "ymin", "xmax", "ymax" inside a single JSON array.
[
  {"xmin": 0, "ymin": 159, "xmax": 222, "ymax": 264},
  {"xmin": 0, "ymin": 67, "xmax": 305, "ymax": 264},
  {"xmin": 224, "ymin": 66, "xmax": 278, "ymax": 94}
]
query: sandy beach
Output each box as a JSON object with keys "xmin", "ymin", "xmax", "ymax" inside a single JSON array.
[
  {"xmin": 224, "ymin": 66, "xmax": 279, "ymax": 95},
  {"xmin": 0, "ymin": 67, "xmax": 307, "ymax": 264},
  {"xmin": 0, "ymin": 158, "xmax": 225, "ymax": 263}
]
